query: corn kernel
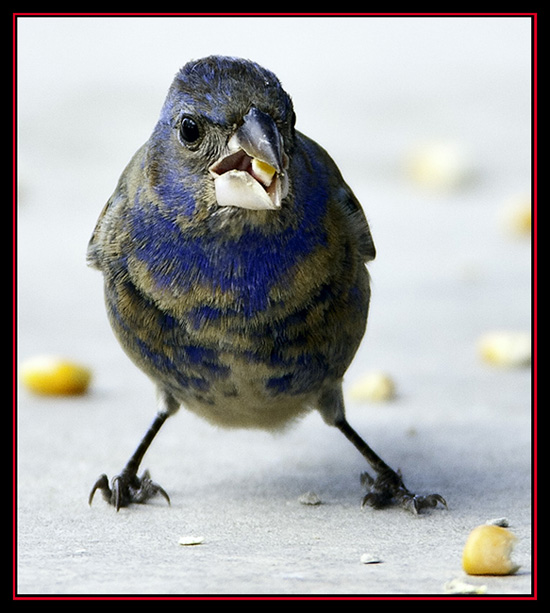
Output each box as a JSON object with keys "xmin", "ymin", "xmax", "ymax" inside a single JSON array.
[
  {"xmin": 499, "ymin": 195, "xmax": 532, "ymax": 237},
  {"xmin": 251, "ymin": 158, "xmax": 276, "ymax": 186},
  {"xmin": 20, "ymin": 355, "xmax": 92, "ymax": 396},
  {"xmin": 478, "ymin": 331, "xmax": 531, "ymax": 368},
  {"xmin": 462, "ymin": 524, "xmax": 519, "ymax": 576},
  {"xmin": 405, "ymin": 140, "xmax": 472, "ymax": 191},
  {"xmin": 349, "ymin": 371, "xmax": 396, "ymax": 402}
]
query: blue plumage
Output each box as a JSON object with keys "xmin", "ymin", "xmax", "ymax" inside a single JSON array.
[{"xmin": 88, "ymin": 56, "xmax": 445, "ymax": 514}]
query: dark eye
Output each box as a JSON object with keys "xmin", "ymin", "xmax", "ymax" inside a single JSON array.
[{"xmin": 179, "ymin": 116, "xmax": 201, "ymax": 144}]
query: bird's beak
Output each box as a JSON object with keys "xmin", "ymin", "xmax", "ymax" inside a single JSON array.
[{"xmin": 209, "ymin": 107, "xmax": 289, "ymax": 210}]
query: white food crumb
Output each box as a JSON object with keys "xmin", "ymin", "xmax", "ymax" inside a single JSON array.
[
  {"xmin": 360, "ymin": 553, "xmax": 382, "ymax": 564},
  {"xmin": 444, "ymin": 578, "xmax": 487, "ymax": 594},
  {"xmin": 298, "ymin": 491, "xmax": 322, "ymax": 506},
  {"xmin": 486, "ymin": 517, "xmax": 510, "ymax": 527},
  {"xmin": 178, "ymin": 535, "xmax": 204, "ymax": 546}
]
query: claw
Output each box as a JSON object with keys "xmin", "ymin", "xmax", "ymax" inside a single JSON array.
[
  {"xmin": 412, "ymin": 493, "xmax": 448, "ymax": 513},
  {"xmin": 360, "ymin": 470, "xmax": 446, "ymax": 514},
  {"xmin": 89, "ymin": 469, "xmax": 170, "ymax": 510},
  {"xmin": 88, "ymin": 474, "xmax": 111, "ymax": 506},
  {"xmin": 360, "ymin": 472, "xmax": 395, "ymax": 509}
]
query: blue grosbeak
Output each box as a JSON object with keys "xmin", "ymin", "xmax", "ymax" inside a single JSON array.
[{"xmin": 88, "ymin": 56, "xmax": 445, "ymax": 513}]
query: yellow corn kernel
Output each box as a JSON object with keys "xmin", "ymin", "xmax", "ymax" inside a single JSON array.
[
  {"xmin": 251, "ymin": 158, "xmax": 276, "ymax": 186},
  {"xmin": 405, "ymin": 140, "xmax": 472, "ymax": 191},
  {"xmin": 462, "ymin": 525, "xmax": 519, "ymax": 576},
  {"xmin": 20, "ymin": 355, "xmax": 92, "ymax": 396},
  {"xmin": 478, "ymin": 331, "xmax": 531, "ymax": 367},
  {"xmin": 349, "ymin": 371, "xmax": 395, "ymax": 402},
  {"xmin": 500, "ymin": 195, "xmax": 532, "ymax": 237}
]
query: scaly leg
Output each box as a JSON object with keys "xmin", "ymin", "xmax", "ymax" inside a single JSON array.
[
  {"xmin": 89, "ymin": 411, "xmax": 171, "ymax": 511},
  {"xmin": 335, "ymin": 417, "xmax": 447, "ymax": 514}
]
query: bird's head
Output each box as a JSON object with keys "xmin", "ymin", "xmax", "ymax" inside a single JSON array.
[{"xmin": 146, "ymin": 56, "xmax": 296, "ymax": 217}]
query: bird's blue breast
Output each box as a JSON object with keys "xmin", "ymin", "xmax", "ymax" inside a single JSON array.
[
  {"xmin": 128, "ymin": 143, "xmax": 331, "ymax": 319},
  {"xmin": 101, "ymin": 132, "xmax": 369, "ymax": 420}
]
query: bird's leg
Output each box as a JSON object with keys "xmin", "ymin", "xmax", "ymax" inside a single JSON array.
[
  {"xmin": 89, "ymin": 411, "xmax": 171, "ymax": 510},
  {"xmin": 334, "ymin": 417, "xmax": 446, "ymax": 514}
]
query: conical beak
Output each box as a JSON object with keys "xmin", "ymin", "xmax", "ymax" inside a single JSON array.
[{"xmin": 209, "ymin": 107, "xmax": 289, "ymax": 210}]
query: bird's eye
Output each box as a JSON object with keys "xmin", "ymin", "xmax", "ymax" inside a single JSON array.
[{"xmin": 179, "ymin": 116, "xmax": 201, "ymax": 145}]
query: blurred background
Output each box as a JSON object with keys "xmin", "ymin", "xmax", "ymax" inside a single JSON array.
[
  {"xmin": 17, "ymin": 14, "xmax": 532, "ymax": 407},
  {"xmin": 15, "ymin": 15, "xmax": 534, "ymax": 595}
]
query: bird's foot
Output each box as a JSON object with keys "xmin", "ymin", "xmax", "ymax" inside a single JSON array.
[
  {"xmin": 88, "ymin": 469, "xmax": 170, "ymax": 511},
  {"xmin": 360, "ymin": 469, "xmax": 446, "ymax": 514}
]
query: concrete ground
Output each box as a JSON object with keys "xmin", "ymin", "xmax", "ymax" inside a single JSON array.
[{"xmin": 16, "ymin": 15, "xmax": 534, "ymax": 598}]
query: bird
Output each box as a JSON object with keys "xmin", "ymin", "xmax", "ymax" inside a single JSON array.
[{"xmin": 87, "ymin": 55, "xmax": 446, "ymax": 514}]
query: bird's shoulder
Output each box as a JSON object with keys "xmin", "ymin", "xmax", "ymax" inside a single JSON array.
[
  {"xmin": 295, "ymin": 131, "xmax": 376, "ymax": 263},
  {"xmin": 86, "ymin": 145, "xmax": 148, "ymax": 271}
]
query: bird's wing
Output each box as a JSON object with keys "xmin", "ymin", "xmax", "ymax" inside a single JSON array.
[
  {"xmin": 296, "ymin": 131, "xmax": 376, "ymax": 264},
  {"xmin": 86, "ymin": 146, "xmax": 147, "ymax": 271},
  {"xmin": 337, "ymin": 183, "xmax": 376, "ymax": 263}
]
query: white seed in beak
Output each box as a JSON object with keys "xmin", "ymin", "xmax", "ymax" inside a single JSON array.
[{"xmin": 213, "ymin": 168, "xmax": 281, "ymax": 210}]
